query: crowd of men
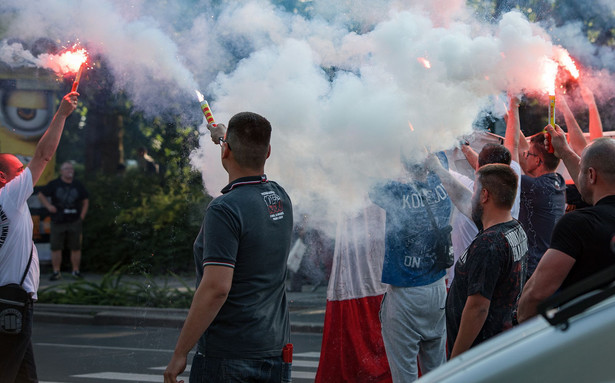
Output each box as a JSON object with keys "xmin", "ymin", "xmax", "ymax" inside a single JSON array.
[
  {"xmin": 1, "ymin": 83, "xmax": 614, "ymax": 383},
  {"xmin": 370, "ymin": 90, "xmax": 615, "ymax": 382}
]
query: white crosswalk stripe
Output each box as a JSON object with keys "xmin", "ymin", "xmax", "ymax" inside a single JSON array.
[{"xmin": 51, "ymin": 353, "xmax": 320, "ymax": 382}]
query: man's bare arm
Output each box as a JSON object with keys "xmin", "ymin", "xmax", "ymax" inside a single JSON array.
[
  {"xmin": 164, "ymin": 265, "xmax": 233, "ymax": 383},
  {"xmin": 544, "ymin": 124, "xmax": 581, "ymax": 184},
  {"xmin": 80, "ymin": 199, "xmax": 89, "ymax": 220},
  {"xmin": 460, "ymin": 144, "xmax": 479, "ymax": 171},
  {"xmin": 517, "ymin": 249, "xmax": 575, "ymax": 322},
  {"xmin": 29, "ymin": 92, "xmax": 78, "ymax": 185},
  {"xmin": 504, "ymin": 96, "xmax": 520, "ymax": 164},
  {"xmin": 425, "ymin": 154, "xmax": 473, "ymax": 218},
  {"xmin": 558, "ymin": 94, "xmax": 587, "ymax": 156},
  {"xmin": 450, "ymin": 294, "xmax": 490, "ymax": 358},
  {"xmin": 579, "ymin": 83, "xmax": 603, "ymax": 142}
]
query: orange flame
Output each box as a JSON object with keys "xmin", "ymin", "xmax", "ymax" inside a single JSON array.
[
  {"xmin": 417, "ymin": 57, "xmax": 431, "ymax": 69},
  {"xmin": 41, "ymin": 47, "xmax": 88, "ymax": 76},
  {"xmin": 554, "ymin": 47, "xmax": 580, "ymax": 79},
  {"xmin": 408, "ymin": 121, "xmax": 415, "ymax": 132},
  {"xmin": 540, "ymin": 58, "xmax": 558, "ymax": 96}
]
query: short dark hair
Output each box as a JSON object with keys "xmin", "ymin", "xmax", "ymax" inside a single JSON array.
[
  {"xmin": 476, "ymin": 163, "xmax": 518, "ymax": 210},
  {"xmin": 226, "ymin": 112, "xmax": 272, "ymax": 170},
  {"xmin": 478, "ymin": 143, "xmax": 511, "ymax": 167},
  {"xmin": 530, "ymin": 132, "xmax": 560, "ymax": 171}
]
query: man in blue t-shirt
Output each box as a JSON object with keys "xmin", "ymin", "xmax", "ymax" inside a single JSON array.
[
  {"xmin": 165, "ymin": 112, "xmax": 293, "ymax": 383},
  {"xmin": 369, "ymin": 153, "xmax": 451, "ymax": 382},
  {"xmin": 517, "ymin": 130, "xmax": 566, "ymax": 277}
]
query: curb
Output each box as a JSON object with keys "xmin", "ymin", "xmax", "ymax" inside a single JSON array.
[{"xmin": 34, "ymin": 303, "xmax": 324, "ymax": 333}]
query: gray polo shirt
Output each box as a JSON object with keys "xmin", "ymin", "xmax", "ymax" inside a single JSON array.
[{"xmin": 194, "ymin": 175, "xmax": 293, "ymax": 359}]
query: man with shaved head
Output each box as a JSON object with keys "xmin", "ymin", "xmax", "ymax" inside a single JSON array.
[
  {"xmin": 0, "ymin": 92, "xmax": 78, "ymax": 381},
  {"xmin": 518, "ymin": 126, "xmax": 615, "ymax": 322}
]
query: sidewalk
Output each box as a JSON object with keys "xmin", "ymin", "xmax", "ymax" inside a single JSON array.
[{"xmin": 35, "ymin": 271, "xmax": 327, "ymax": 333}]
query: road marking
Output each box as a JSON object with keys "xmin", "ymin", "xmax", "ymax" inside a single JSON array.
[
  {"xmin": 294, "ymin": 360, "xmax": 319, "ymax": 367},
  {"xmin": 72, "ymin": 370, "xmax": 315, "ymax": 382},
  {"xmin": 293, "ymin": 371, "xmax": 317, "ymax": 379},
  {"xmin": 295, "ymin": 351, "xmax": 321, "ymax": 358},
  {"xmin": 73, "ymin": 372, "xmax": 181, "ymax": 382},
  {"xmin": 35, "ymin": 342, "xmax": 174, "ymax": 353}
]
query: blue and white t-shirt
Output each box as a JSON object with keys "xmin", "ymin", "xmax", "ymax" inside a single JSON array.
[{"xmin": 370, "ymin": 158, "xmax": 452, "ymax": 287}]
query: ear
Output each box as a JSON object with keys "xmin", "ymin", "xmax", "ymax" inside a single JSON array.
[
  {"xmin": 480, "ymin": 188, "xmax": 489, "ymax": 204},
  {"xmin": 221, "ymin": 143, "xmax": 231, "ymax": 159},
  {"xmin": 266, "ymin": 144, "xmax": 271, "ymax": 160},
  {"xmin": 588, "ymin": 167, "xmax": 597, "ymax": 185},
  {"xmin": 0, "ymin": 171, "xmax": 6, "ymax": 189}
]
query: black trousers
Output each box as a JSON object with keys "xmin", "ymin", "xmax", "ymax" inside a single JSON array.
[{"xmin": 0, "ymin": 304, "xmax": 38, "ymax": 383}]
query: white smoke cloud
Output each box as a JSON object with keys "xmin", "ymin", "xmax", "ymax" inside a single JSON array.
[{"xmin": 1, "ymin": 0, "xmax": 613, "ymax": 226}]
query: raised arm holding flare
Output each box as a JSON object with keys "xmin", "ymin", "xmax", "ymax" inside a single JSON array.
[
  {"xmin": 544, "ymin": 124, "xmax": 581, "ymax": 184},
  {"xmin": 29, "ymin": 92, "xmax": 80, "ymax": 185},
  {"xmin": 165, "ymin": 112, "xmax": 293, "ymax": 383},
  {"xmin": 557, "ymin": 91, "xmax": 588, "ymax": 156},
  {"xmin": 579, "ymin": 82, "xmax": 603, "ymax": 142},
  {"xmin": 504, "ymin": 95, "xmax": 521, "ymax": 165},
  {"xmin": 0, "ymin": 91, "xmax": 78, "ymax": 382}
]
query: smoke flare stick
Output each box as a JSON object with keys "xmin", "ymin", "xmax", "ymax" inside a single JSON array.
[
  {"xmin": 195, "ymin": 90, "xmax": 216, "ymax": 125},
  {"xmin": 544, "ymin": 94, "xmax": 555, "ymax": 153},
  {"xmin": 71, "ymin": 62, "xmax": 86, "ymax": 92}
]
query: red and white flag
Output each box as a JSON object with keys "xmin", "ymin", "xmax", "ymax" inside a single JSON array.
[{"xmin": 315, "ymin": 204, "xmax": 392, "ymax": 383}]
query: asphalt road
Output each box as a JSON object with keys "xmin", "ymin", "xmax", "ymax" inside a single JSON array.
[{"xmin": 32, "ymin": 322, "xmax": 323, "ymax": 383}]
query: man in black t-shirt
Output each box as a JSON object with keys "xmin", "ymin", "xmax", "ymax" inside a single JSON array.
[
  {"xmin": 518, "ymin": 131, "xmax": 615, "ymax": 322},
  {"xmin": 446, "ymin": 164, "xmax": 528, "ymax": 359},
  {"xmin": 38, "ymin": 161, "xmax": 89, "ymax": 280},
  {"xmin": 164, "ymin": 112, "xmax": 293, "ymax": 383}
]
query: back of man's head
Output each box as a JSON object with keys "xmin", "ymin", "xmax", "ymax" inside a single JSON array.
[
  {"xmin": 582, "ymin": 137, "xmax": 615, "ymax": 185},
  {"xmin": 478, "ymin": 143, "xmax": 511, "ymax": 167},
  {"xmin": 226, "ymin": 112, "xmax": 272, "ymax": 170},
  {"xmin": 530, "ymin": 132, "xmax": 560, "ymax": 171},
  {"xmin": 476, "ymin": 163, "xmax": 518, "ymax": 210}
]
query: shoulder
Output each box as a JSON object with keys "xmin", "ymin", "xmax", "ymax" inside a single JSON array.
[
  {"xmin": 510, "ymin": 161, "xmax": 522, "ymax": 176},
  {"xmin": 556, "ymin": 207, "xmax": 595, "ymax": 227},
  {"xmin": 473, "ymin": 224, "xmax": 514, "ymax": 249},
  {"xmin": 450, "ymin": 170, "xmax": 474, "ymax": 189}
]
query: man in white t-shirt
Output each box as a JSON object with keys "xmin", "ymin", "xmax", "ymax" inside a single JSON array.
[{"xmin": 0, "ymin": 91, "xmax": 78, "ymax": 382}]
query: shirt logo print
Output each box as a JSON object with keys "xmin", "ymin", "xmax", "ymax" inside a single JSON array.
[{"xmin": 262, "ymin": 191, "xmax": 284, "ymax": 221}]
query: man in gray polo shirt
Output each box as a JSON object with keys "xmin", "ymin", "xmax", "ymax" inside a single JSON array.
[{"xmin": 165, "ymin": 112, "xmax": 293, "ymax": 383}]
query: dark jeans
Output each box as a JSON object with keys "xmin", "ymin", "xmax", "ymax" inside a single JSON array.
[
  {"xmin": 190, "ymin": 352, "xmax": 283, "ymax": 383},
  {"xmin": 0, "ymin": 304, "xmax": 38, "ymax": 383}
]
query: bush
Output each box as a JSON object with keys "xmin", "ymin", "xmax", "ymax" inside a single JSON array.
[
  {"xmin": 38, "ymin": 264, "xmax": 195, "ymax": 308},
  {"xmin": 81, "ymin": 168, "xmax": 211, "ymax": 274}
]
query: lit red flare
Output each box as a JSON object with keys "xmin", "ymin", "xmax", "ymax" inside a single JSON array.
[
  {"xmin": 39, "ymin": 45, "xmax": 89, "ymax": 92},
  {"xmin": 554, "ymin": 47, "xmax": 580, "ymax": 80},
  {"xmin": 417, "ymin": 57, "xmax": 431, "ymax": 69},
  {"xmin": 42, "ymin": 47, "xmax": 88, "ymax": 76}
]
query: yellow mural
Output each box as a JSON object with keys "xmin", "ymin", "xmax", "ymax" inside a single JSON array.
[{"xmin": 0, "ymin": 67, "xmax": 61, "ymax": 185}]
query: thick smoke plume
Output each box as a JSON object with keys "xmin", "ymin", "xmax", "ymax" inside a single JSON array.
[{"xmin": 0, "ymin": 0, "xmax": 613, "ymax": 227}]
